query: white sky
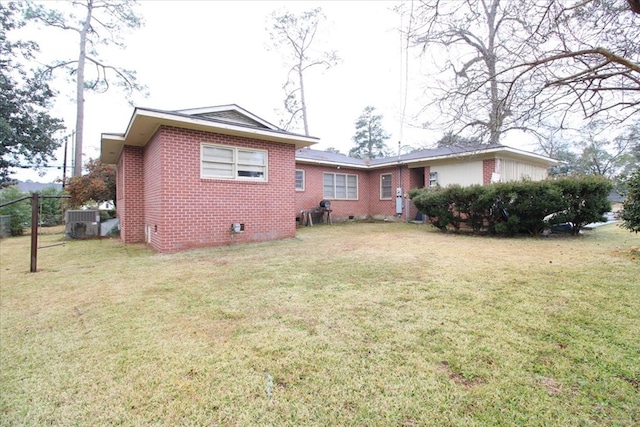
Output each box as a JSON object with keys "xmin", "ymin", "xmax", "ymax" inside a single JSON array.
[{"xmin": 15, "ymin": 0, "xmax": 535, "ymax": 183}]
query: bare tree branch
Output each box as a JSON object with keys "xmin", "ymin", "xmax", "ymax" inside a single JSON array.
[
  {"xmin": 408, "ymin": 0, "xmax": 639, "ymax": 148},
  {"xmin": 268, "ymin": 7, "xmax": 340, "ymax": 135}
]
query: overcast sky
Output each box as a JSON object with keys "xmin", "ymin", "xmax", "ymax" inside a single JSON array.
[{"xmin": 16, "ymin": 0, "xmax": 532, "ymax": 183}]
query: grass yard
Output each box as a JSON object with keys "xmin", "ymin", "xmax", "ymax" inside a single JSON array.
[{"xmin": 1, "ymin": 222, "xmax": 639, "ymax": 426}]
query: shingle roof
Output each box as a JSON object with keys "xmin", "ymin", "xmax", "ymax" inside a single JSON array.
[
  {"xmin": 295, "ymin": 148, "xmax": 368, "ymax": 167},
  {"xmin": 138, "ymin": 106, "xmax": 311, "ymax": 139},
  {"xmin": 294, "ymin": 144, "xmax": 556, "ymax": 169}
]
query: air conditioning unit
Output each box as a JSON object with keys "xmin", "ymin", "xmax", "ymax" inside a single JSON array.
[{"xmin": 65, "ymin": 209, "xmax": 100, "ymax": 239}]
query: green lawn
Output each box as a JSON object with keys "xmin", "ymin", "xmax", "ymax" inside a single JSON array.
[{"xmin": 1, "ymin": 222, "xmax": 639, "ymax": 426}]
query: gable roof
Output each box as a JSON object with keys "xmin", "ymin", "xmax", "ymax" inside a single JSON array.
[
  {"xmin": 296, "ymin": 145, "xmax": 562, "ymax": 169},
  {"xmin": 172, "ymin": 104, "xmax": 280, "ymax": 129},
  {"xmin": 101, "ymin": 104, "xmax": 319, "ymax": 164}
]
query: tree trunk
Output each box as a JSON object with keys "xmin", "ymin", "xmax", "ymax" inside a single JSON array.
[
  {"xmin": 486, "ymin": 0, "xmax": 502, "ymax": 145},
  {"xmin": 298, "ymin": 59, "xmax": 309, "ymax": 136},
  {"xmin": 73, "ymin": 0, "xmax": 93, "ymax": 177}
]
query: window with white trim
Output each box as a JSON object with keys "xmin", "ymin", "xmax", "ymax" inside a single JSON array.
[
  {"xmin": 295, "ymin": 169, "xmax": 305, "ymax": 191},
  {"xmin": 429, "ymin": 171, "xmax": 438, "ymax": 187},
  {"xmin": 380, "ymin": 173, "xmax": 392, "ymax": 199},
  {"xmin": 201, "ymin": 143, "xmax": 267, "ymax": 181},
  {"xmin": 323, "ymin": 172, "xmax": 358, "ymax": 200}
]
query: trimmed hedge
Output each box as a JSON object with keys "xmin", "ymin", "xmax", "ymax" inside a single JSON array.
[{"xmin": 409, "ymin": 176, "xmax": 612, "ymax": 236}]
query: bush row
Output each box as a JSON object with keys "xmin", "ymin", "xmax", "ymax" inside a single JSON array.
[{"xmin": 409, "ymin": 176, "xmax": 613, "ymax": 236}]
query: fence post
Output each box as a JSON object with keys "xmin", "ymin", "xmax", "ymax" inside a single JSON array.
[{"xmin": 30, "ymin": 193, "xmax": 38, "ymax": 273}]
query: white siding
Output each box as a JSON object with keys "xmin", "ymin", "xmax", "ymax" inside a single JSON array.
[
  {"xmin": 498, "ymin": 159, "xmax": 547, "ymax": 182},
  {"xmin": 432, "ymin": 161, "xmax": 483, "ymax": 186}
]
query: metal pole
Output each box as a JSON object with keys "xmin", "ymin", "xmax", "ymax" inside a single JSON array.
[
  {"xmin": 30, "ymin": 193, "xmax": 39, "ymax": 273},
  {"xmin": 70, "ymin": 130, "xmax": 76, "ymax": 177},
  {"xmin": 62, "ymin": 134, "xmax": 69, "ymax": 188}
]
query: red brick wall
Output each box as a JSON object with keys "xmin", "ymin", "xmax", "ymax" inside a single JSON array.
[
  {"xmin": 407, "ymin": 167, "xmax": 426, "ymax": 220},
  {"xmin": 368, "ymin": 166, "xmax": 423, "ymax": 220},
  {"xmin": 295, "ymin": 163, "xmax": 424, "ymax": 221},
  {"xmin": 139, "ymin": 126, "xmax": 297, "ymax": 253},
  {"xmin": 143, "ymin": 131, "xmax": 163, "ymax": 249},
  {"xmin": 117, "ymin": 146, "xmax": 144, "ymax": 243},
  {"xmin": 295, "ymin": 164, "xmax": 371, "ymax": 220},
  {"xmin": 483, "ymin": 158, "xmax": 497, "ymax": 185},
  {"xmin": 367, "ymin": 166, "xmax": 401, "ymax": 218}
]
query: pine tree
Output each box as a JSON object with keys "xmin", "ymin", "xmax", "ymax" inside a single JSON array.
[{"xmin": 349, "ymin": 106, "xmax": 391, "ymax": 159}]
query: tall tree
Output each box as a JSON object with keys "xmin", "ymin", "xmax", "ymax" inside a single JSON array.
[
  {"xmin": 536, "ymin": 121, "xmax": 637, "ymax": 179},
  {"xmin": 268, "ymin": 7, "xmax": 339, "ymax": 135},
  {"xmin": 573, "ymin": 122, "xmax": 636, "ymax": 179},
  {"xmin": 536, "ymin": 132, "xmax": 579, "ymax": 177},
  {"xmin": 0, "ymin": 2, "xmax": 64, "ymax": 188},
  {"xmin": 349, "ymin": 106, "xmax": 391, "ymax": 159},
  {"xmin": 409, "ymin": 0, "xmax": 533, "ymax": 144},
  {"xmin": 407, "ymin": 0, "xmax": 639, "ymax": 144},
  {"xmin": 26, "ymin": 0, "xmax": 145, "ymax": 177}
]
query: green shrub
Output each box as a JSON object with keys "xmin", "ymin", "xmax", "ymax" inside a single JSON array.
[
  {"xmin": 99, "ymin": 210, "xmax": 116, "ymax": 221},
  {"xmin": 410, "ymin": 176, "xmax": 613, "ymax": 237},
  {"xmin": 549, "ymin": 175, "xmax": 612, "ymax": 235},
  {"xmin": 465, "ymin": 185, "xmax": 495, "ymax": 232},
  {"xmin": 0, "ymin": 187, "xmax": 30, "ymax": 236},
  {"xmin": 494, "ymin": 180, "xmax": 563, "ymax": 236},
  {"xmin": 410, "ymin": 186, "xmax": 455, "ymax": 231},
  {"xmin": 37, "ymin": 187, "xmax": 65, "ymax": 226},
  {"xmin": 620, "ymin": 169, "xmax": 640, "ymax": 233}
]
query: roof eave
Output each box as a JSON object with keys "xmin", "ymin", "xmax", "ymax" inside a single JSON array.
[
  {"xmin": 397, "ymin": 146, "xmax": 561, "ymax": 168},
  {"xmin": 100, "ymin": 108, "xmax": 319, "ymax": 164},
  {"xmin": 101, "ymin": 134, "xmax": 125, "ymax": 164},
  {"xmin": 294, "ymin": 157, "xmax": 370, "ymax": 170},
  {"xmin": 294, "ymin": 146, "xmax": 561, "ymax": 170}
]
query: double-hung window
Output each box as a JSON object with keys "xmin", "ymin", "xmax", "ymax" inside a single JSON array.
[
  {"xmin": 323, "ymin": 172, "xmax": 358, "ymax": 200},
  {"xmin": 380, "ymin": 173, "xmax": 392, "ymax": 199},
  {"xmin": 295, "ymin": 169, "xmax": 305, "ymax": 191},
  {"xmin": 201, "ymin": 143, "xmax": 267, "ymax": 181}
]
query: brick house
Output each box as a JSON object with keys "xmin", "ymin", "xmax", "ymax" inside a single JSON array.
[
  {"xmin": 295, "ymin": 145, "xmax": 561, "ymax": 222},
  {"xmin": 101, "ymin": 104, "xmax": 560, "ymax": 252},
  {"xmin": 101, "ymin": 105, "xmax": 318, "ymax": 253}
]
